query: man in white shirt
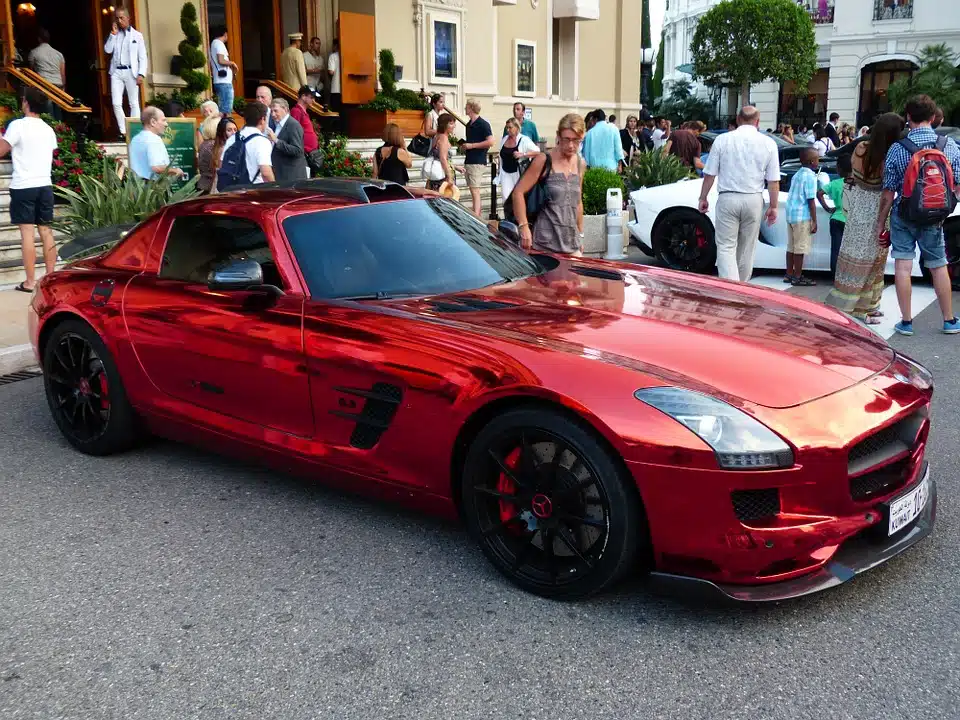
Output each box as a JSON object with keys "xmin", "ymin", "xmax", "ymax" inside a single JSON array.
[
  {"xmin": 698, "ymin": 106, "xmax": 780, "ymax": 282},
  {"xmin": 210, "ymin": 25, "xmax": 239, "ymax": 114},
  {"xmin": 255, "ymin": 85, "xmax": 278, "ymax": 131},
  {"xmin": 327, "ymin": 38, "xmax": 341, "ymax": 130},
  {"xmin": 103, "ymin": 6, "xmax": 147, "ymax": 139},
  {"xmin": 220, "ymin": 102, "xmax": 275, "ymax": 186},
  {"xmin": 0, "ymin": 88, "xmax": 58, "ymax": 292},
  {"xmin": 652, "ymin": 117, "xmax": 671, "ymax": 150},
  {"xmin": 303, "ymin": 36, "xmax": 324, "ymax": 94}
]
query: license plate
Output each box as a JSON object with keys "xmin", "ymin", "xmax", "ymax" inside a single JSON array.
[{"xmin": 888, "ymin": 475, "xmax": 930, "ymax": 535}]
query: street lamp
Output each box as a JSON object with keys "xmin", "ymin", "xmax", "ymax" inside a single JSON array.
[{"xmin": 640, "ymin": 46, "xmax": 657, "ymax": 112}]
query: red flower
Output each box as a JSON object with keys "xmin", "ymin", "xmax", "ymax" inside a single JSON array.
[
  {"xmin": 57, "ymin": 180, "xmax": 69, "ymax": 187},
  {"xmin": 54, "ymin": 159, "xmax": 64, "ymax": 167},
  {"xmin": 70, "ymin": 142, "xmax": 77, "ymax": 152},
  {"xmin": 53, "ymin": 149, "xmax": 60, "ymax": 157}
]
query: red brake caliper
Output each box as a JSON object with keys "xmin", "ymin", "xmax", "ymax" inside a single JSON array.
[{"xmin": 498, "ymin": 447, "xmax": 522, "ymax": 529}]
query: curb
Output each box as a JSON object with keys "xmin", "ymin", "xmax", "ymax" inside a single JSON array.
[{"xmin": 0, "ymin": 344, "xmax": 37, "ymax": 376}]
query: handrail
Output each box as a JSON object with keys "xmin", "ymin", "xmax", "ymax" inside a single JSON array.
[
  {"xmin": 259, "ymin": 79, "xmax": 338, "ymax": 118},
  {"xmin": 3, "ymin": 66, "xmax": 92, "ymax": 114}
]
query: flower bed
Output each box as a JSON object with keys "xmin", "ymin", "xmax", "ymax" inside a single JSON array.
[{"xmin": 51, "ymin": 120, "xmax": 108, "ymax": 193}]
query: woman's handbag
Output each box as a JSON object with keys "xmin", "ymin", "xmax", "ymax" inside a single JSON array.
[
  {"xmin": 408, "ymin": 134, "xmax": 431, "ymax": 157},
  {"xmin": 421, "ymin": 155, "xmax": 446, "ymax": 182},
  {"xmin": 503, "ymin": 154, "xmax": 552, "ymax": 227}
]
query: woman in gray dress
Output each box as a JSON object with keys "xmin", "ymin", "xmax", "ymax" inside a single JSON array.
[{"xmin": 511, "ymin": 113, "xmax": 587, "ymax": 255}]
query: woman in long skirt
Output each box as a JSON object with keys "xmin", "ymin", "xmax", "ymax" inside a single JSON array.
[{"xmin": 824, "ymin": 113, "xmax": 904, "ymax": 323}]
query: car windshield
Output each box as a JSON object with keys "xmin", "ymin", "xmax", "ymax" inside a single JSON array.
[{"xmin": 282, "ymin": 198, "xmax": 542, "ymax": 299}]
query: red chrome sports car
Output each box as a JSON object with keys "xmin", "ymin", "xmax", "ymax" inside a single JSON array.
[{"xmin": 28, "ymin": 179, "xmax": 937, "ymax": 602}]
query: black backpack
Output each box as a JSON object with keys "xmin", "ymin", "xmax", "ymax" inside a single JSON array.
[
  {"xmin": 503, "ymin": 153, "xmax": 553, "ymax": 229},
  {"xmin": 217, "ymin": 132, "xmax": 264, "ymax": 191}
]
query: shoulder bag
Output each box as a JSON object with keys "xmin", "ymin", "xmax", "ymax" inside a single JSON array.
[
  {"xmin": 407, "ymin": 113, "xmax": 432, "ymax": 157},
  {"xmin": 503, "ymin": 153, "xmax": 553, "ymax": 227}
]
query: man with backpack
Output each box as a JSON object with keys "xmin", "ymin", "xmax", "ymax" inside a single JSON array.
[
  {"xmin": 876, "ymin": 94, "xmax": 960, "ymax": 335},
  {"xmin": 217, "ymin": 102, "xmax": 275, "ymax": 192}
]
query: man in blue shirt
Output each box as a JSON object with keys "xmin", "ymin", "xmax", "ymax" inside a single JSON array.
[
  {"xmin": 128, "ymin": 106, "xmax": 186, "ymax": 181},
  {"xmin": 876, "ymin": 94, "xmax": 960, "ymax": 335},
  {"xmin": 580, "ymin": 109, "xmax": 624, "ymax": 172}
]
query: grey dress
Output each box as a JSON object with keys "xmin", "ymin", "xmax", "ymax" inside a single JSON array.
[{"xmin": 532, "ymin": 158, "xmax": 583, "ymax": 255}]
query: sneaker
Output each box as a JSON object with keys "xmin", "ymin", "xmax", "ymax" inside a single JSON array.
[
  {"xmin": 943, "ymin": 317, "xmax": 960, "ymax": 334},
  {"xmin": 894, "ymin": 320, "xmax": 914, "ymax": 336}
]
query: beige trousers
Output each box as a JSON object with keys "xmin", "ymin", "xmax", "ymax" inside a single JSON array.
[{"xmin": 714, "ymin": 192, "xmax": 764, "ymax": 282}]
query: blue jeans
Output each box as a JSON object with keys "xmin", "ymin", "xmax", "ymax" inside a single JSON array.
[
  {"xmin": 890, "ymin": 210, "xmax": 947, "ymax": 269},
  {"xmin": 213, "ymin": 83, "xmax": 234, "ymax": 114}
]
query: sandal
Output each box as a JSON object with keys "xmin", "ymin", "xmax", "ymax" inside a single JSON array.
[
  {"xmin": 14, "ymin": 282, "xmax": 33, "ymax": 293},
  {"xmin": 791, "ymin": 275, "xmax": 816, "ymax": 286},
  {"xmin": 863, "ymin": 315, "xmax": 883, "ymax": 325},
  {"xmin": 867, "ymin": 310, "xmax": 884, "ymax": 318}
]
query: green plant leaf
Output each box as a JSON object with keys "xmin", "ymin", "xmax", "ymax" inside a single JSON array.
[{"xmin": 581, "ymin": 168, "xmax": 625, "ymax": 216}]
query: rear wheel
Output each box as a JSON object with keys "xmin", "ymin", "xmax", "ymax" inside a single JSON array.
[
  {"xmin": 918, "ymin": 222, "xmax": 959, "ymax": 289},
  {"xmin": 42, "ymin": 318, "xmax": 139, "ymax": 455},
  {"xmin": 652, "ymin": 209, "xmax": 717, "ymax": 274},
  {"xmin": 461, "ymin": 408, "xmax": 647, "ymax": 599}
]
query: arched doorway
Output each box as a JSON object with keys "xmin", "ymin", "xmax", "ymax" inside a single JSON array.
[{"xmin": 857, "ymin": 59, "xmax": 917, "ymax": 128}]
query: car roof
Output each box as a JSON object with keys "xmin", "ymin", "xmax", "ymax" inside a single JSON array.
[
  {"xmin": 173, "ymin": 178, "xmax": 414, "ymax": 214},
  {"xmin": 700, "ymin": 130, "xmax": 809, "ymax": 148}
]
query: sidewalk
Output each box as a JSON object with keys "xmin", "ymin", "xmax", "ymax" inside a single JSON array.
[{"xmin": 0, "ymin": 288, "xmax": 35, "ymax": 375}]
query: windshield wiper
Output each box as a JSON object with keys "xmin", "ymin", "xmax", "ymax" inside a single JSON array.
[{"xmin": 338, "ymin": 291, "xmax": 421, "ymax": 301}]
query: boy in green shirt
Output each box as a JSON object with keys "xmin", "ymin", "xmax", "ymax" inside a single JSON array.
[{"xmin": 817, "ymin": 154, "xmax": 852, "ymax": 275}]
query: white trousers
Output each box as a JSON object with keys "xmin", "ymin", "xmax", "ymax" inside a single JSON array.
[
  {"xmin": 715, "ymin": 192, "xmax": 763, "ymax": 282},
  {"xmin": 110, "ymin": 69, "xmax": 140, "ymax": 135}
]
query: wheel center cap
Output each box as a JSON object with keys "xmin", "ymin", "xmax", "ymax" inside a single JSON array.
[
  {"xmin": 78, "ymin": 378, "xmax": 91, "ymax": 396},
  {"xmin": 531, "ymin": 493, "xmax": 553, "ymax": 519}
]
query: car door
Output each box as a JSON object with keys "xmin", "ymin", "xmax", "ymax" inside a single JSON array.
[{"xmin": 123, "ymin": 212, "xmax": 314, "ymax": 438}]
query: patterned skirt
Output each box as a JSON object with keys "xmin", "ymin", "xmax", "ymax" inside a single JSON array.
[{"xmin": 824, "ymin": 184, "xmax": 888, "ymax": 318}]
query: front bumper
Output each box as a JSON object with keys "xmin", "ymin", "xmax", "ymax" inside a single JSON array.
[{"xmin": 650, "ymin": 469, "xmax": 937, "ymax": 603}]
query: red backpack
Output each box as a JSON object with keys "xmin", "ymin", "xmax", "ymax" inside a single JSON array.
[{"xmin": 898, "ymin": 136, "xmax": 958, "ymax": 227}]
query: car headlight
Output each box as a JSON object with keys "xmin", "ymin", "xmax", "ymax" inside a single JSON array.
[
  {"xmin": 895, "ymin": 353, "xmax": 933, "ymax": 391},
  {"xmin": 634, "ymin": 387, "xmax": 794, "ymax": 470}
]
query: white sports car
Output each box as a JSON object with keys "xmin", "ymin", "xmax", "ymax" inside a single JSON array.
[{"xmin": 627, "ymin": 178, "xmax": 960, "ymax": 287}]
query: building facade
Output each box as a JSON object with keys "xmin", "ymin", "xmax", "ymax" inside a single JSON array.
[
  {"xmin": 661, "ymin": 0, "xmax": 960, "ymax": 129},
  {"xmin": 1, "ymin": 0, "xmax": 640, "ymax": 140}
]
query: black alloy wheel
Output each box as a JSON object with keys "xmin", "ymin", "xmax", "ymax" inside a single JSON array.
[
  {"xmin": 946, "ymin": 223, "xmax": 960, "ymax": 291},
  {"xmin": 652, "ymin": 209, "xmax": 717, "ymax": 274},
  {"xmin": 461, "ymin": 409, "xmax": 646, "ymax": 599},
  {"xmin": 42, "ymin": 318, "xmax": 139, "ymax": 455}
]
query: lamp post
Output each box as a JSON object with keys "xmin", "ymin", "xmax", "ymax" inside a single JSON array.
[{"xmin": 640, "ymin": 47, "xmax": 657, "ymax": 111}]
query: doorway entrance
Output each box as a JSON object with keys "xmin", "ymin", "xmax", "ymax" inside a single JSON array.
[
  {"xmin": 5, "ymin": 0, "xmax": 137, "ymax": 139},
  {"xmin": 206, "ymin": 0, "xmax": 308, "ymax": 100}
]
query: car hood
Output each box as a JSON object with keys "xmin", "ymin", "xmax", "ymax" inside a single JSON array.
[{"xmin": 389, "ymin": 261, "xmax": 894, "ymax": 409}]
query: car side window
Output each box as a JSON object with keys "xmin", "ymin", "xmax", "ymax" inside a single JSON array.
[{"xmin": 158, "ymin": 215, "xmax": 283, "ymax": 287}]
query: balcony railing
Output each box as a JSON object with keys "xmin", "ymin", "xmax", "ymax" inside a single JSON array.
[
  {"xmin": 874, "ymin": 0, "xmax": 913, "ymax": 21},
  {"xmin": 797, "ymin": 1, "xmax": 833, "ymax": 25}
]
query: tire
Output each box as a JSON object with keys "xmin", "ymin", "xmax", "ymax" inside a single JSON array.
[
  {"xmin": 652, "ymin": 208, "xmax": 717, "ymax": 274},
  {"xmin": 918, "ymin": 222, "xmax": 959, "ymax": 289},
  {"xmin": 460, "ymin": 408, "xmax": 647, "ymax": 599},
  {"xmin": 42, "ymin": 318, "xmax": 139, "ymax": 456}
]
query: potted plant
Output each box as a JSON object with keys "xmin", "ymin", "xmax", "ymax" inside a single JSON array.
[
  {"xmin": 349, "ymin": 49, "xmax": 429, "ymax": 138},
  {"xmin": 174, "ymin": 1, "xmax": 208, "ymax": 113},
  {"xmin": 0, "ymin": 90, "xmax": 18, "ymax": 125},
  {"xmin": 313, "ymin": 135, "xmax": 373, "ymax": 178},
  {"xmin": 624, "ymin": 150, "xmax": 693, "ymax": 191},
  {"xmin": 581, "ymin": 167, "xmax": 626, "ymax": 256}
]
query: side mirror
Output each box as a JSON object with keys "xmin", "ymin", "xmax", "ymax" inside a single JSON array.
[
  {"xmin": 207, "ymin": 259, "xmax": 264, "ymax": 291},
  {"xmin": 499, "ymin": 220, "xmax": 520, "ymax": 244}
]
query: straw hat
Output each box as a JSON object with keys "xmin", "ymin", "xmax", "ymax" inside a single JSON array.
[{"xmin": 437, "ymin": 180, "xmax": 460, "ymax": 201}]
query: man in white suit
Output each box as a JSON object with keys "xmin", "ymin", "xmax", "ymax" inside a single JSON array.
[{"xmin": 103, "ymin": 6, "xmax": 147, "ymax": 138}]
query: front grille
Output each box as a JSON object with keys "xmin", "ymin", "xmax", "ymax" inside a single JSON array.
[
  {"xmin": 731, "ymin": 489, "xmax": 781, "ymax": 522},
  {"xmin": 847, "ymin": 412, "xmax": 924, "ymax": 475},
  {"xmin": 850, "ymin": 457, "xmax": 910, "ymax": 502}
]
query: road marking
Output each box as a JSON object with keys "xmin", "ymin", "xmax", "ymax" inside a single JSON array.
[
  {"xmin": 747, "ymin": 275, "xmax": 790, "ymax": 292},
  {"xmin": 869, "ymin": 284, "xmax": 938, "ymax": 340}
]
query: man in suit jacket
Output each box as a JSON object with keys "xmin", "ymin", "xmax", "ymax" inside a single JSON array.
[
  {"xmin": 824, "ymin": 112, "xmax": 841, "ymax": 147},
  {"xmin": 268, "ymin": 98, "xmax": 307, "ymax": 182},
  {"xmin": 103, "ymin": 6, "xmax": 147, "ymax": 138}
]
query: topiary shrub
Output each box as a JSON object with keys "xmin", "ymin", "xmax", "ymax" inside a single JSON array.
[
  {"xmin": 624, "ymin": 149, "xmax": 694, "ymax": 191},
  {"xmin": 177, "ymin": 2, "xmax": 208, "ymax": 107},
  {"xmin": 358, "ymin": 49, "xmax": 429, "ymax": 113},
  {"xmin": 581, "ymin": 167, "xmax": 625, "ymax": 216},
  {"xmin": 378, "ymin": 49, "xmax": 397, "ymax": 95}
]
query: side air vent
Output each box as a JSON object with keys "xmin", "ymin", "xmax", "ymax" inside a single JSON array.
[
  {"xmin": 569, "ymin": 265, "xmax": 624, "ymax": 281},
  {"xmin": 329, "ymin": 383, "xmax": 403, "ymax": 449}
]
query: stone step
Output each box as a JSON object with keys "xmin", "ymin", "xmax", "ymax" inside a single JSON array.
[
  {"xmin": 0, "ymin": 256, "xmax": 64, "ymax": 288},
  {"xmin": 0, "ymin": 234, "xmax": 65, "ymax": 263}
]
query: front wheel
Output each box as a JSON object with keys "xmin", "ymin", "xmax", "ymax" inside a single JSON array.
[
  {"xmin": 461, "ymin": 408, "xmax": 647, "ymax": 599},
  {"xmin": 42, "ymin": 318, "xmax": 139, "ymax": 455},
  {"xmin": 652, "ymin": 208, "xmax": 717, "ymax": 274}
]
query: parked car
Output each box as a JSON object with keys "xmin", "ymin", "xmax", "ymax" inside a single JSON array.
[
  {"xmin": 627, "ymin": 176, "xmax": 960, "ymax": 287},
  {"xmin": 699, "ymin": 131, "xmax": 811, "ymax": 165},
  {"xmin": 29, "ymin": 178, "xmax": 937, "ymax": 602}
]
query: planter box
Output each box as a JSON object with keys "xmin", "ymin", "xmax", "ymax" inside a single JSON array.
[
  {"xmin": 582, "ymin": 211, "xmax": 628, "ymax": 258},
  {"xmin": 348, "ymin": 108, "xmax": 425, "ymax": 139}
]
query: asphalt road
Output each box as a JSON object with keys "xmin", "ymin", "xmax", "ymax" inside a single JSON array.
[{"xmin": 2, "ymin": 265, "xmax": 959, "ymax": 719}]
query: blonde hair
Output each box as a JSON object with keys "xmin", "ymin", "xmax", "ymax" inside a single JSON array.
[
  {"xmin": 557, "ymin": 113, "xmax": 586, "ymax": 139},
  {"xmin": 465, "ymin": 98, "xmax": 481, "ymax": 114},
  {"xmin": 504, "ymin": 117, "xmax": 521, "ymax": 132},
  {"xmin": 200, "ymin": 100, "xmax": 220, "ymax": 118},
  {"xmin": 200, "ymin": 115, "xmax": 220, "ymax": 141},
  {"xmin": 382, "ymin": 122, "xmax": 403, "ymax": 147}
]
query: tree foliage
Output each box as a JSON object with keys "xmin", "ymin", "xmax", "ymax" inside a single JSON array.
[
  {"xmin": 652, "ymin": 31, "xmax": 665, "ymax": 105},
  {"xmin": 691, "ymin": 0, "xmax": 817, "ymax": 105},
  {"xmin": 888, "ymin": 44, "xmax": 960, "ymax": 117},
  {"xmin": 655, "ymin": 79, "xmax": 712, "ymax": 126},
  {"xmin": 178, "ymin": 2, "xmax": 208, "ymax": 106}
]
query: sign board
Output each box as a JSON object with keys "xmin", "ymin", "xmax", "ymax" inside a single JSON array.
[
  {"xmin": 125, "ymin": 116, "xmax": 197, "ymax": 183},
  {"xmin": 524, "ymin": 108, "xmax": 533, "ymax": 121}
]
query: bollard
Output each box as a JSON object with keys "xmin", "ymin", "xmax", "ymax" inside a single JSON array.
[
  {"xmin": 488, "ymin": 156, "xmax": 500, "ymax": 221},
  {"xmin": 604, "ymin": 187, "xmax": 625, "ymax": 260}
]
